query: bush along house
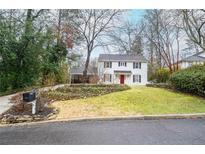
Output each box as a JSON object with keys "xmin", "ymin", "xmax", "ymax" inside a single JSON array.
[{"xmin": 98, "ymin": 54, "xmax": 148, "ymax": 85}]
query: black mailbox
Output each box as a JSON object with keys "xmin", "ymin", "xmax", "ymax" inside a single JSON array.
[{"xmin": 23, "ymin": 91, "xmax": 36, "ymax": 102}]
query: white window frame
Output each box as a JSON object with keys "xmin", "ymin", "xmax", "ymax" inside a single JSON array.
[
  {"xmin": 133, "ymin": 74, "xmax": 141, "ymax": 83},
  {"xmin": 104, "ymin": 74, "xmax": 112, "ymax": 82},
  {"xmin": 104, "ymin": 62, "xmax": 112, "ymax": 68},
  {"xmin": 133, "ymin": 62, "xmax": 141, "ymax": 69},
  {"xmin": 188, "ymin": 62, "xmax": 193, "ymax": 67},
  {"xmin": 118, "ymin": 61, "xmax": 127, "ymax": 67}
]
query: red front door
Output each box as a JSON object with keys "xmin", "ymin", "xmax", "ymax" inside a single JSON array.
[{"xmin": 120, "ymin": 75, "xmax": 125, "ymax": 84}]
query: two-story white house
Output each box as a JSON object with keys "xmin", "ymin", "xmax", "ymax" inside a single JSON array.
[
  {"xmin": 179, "ymin": 51, "xmax": 205, "ymax": 69},
  {"xmin": 98, "ymin": 54, "xmax": 148, "ymax": 85}
]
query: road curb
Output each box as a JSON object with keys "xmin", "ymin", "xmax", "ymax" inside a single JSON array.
[{"xmin": 1, "ymin": 113, "xmax": 205, "ymax": 127}]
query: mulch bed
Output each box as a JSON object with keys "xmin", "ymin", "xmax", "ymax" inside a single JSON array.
[{"xmin": 0, "ymin": 93, "xmax": 57, "ymax": 124}]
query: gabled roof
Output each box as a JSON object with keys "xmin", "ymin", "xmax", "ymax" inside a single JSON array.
[
  {"xmin": 193, "ymin": 51, "xmax": 205, "ymax": 56},
  {"xmin": 70, "ymin": 67, "xmax": 97, "ymax": 75},
  {"xmin": 98, "ymin": 54, "xmax": 147, "ymax": 62},
  {"xmin": 181, "ymin": 51, "xmax": 205, "ymax": 62}
]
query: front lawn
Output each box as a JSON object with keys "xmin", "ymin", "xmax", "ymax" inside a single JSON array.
[{"xmin": 51, "ymin": 86, "xmax": 205, "ymax": 119}]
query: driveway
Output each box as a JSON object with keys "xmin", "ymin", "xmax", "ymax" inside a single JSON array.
[
  {"xmin": 1, "ymin": 119, "xmax": 205, "ymax": 144},
  {"xmin": 0, "ymin": 94, "xmax": 14, "ymax": 115},
  {"xmin": 0, "ymin": 84, "xmax": 66, "ymax": 115}
]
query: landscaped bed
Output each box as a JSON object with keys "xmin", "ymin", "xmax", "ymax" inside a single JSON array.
[
  {"xmin": 39, "ymin": 84, "xmax": 131, "ymax": 101},
  {"xmin": 50, "ymin": 86, "xmax": 205, "ymax": 120},
  {"xmin": 0, "ymin": 84, "xmax": 130, "ymax": 124}
]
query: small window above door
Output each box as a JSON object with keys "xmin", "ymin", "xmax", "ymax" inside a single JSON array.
[{"xmin": 118, "ymin": 62, "xmax": 127, "ymax": 67}]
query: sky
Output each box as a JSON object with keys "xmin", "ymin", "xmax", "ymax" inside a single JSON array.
[
  {"xmin": 126, "ymin": 9, "xmax": 145, "ymax": 24},
  {"xmin": 90, "ymin": 9, "xmax": 146, "ymax": 59}
]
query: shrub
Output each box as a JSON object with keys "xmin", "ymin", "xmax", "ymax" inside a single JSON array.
[
  {"xmin": 169, "ymin": 64, "xmax": 205, "ymax": 96},
  {"xmin": 147, "ymin": 64, "xmax": 157, "ymax": 81},
  {"xmin": 89, "ymin": 75, "xmax": 99, "ymax": 84},
  {"xmin": 0, "ymin": 74, "xmax": 11, "ymax": 92},
  {"xmin": 56, "ymin": 62, "xmax": 69, "ymax": 84},
  {"xmin": 42, "ymin": 72, "xmax": 57, "ymax": 86},
  {"xmin": 41, "ymin": 62, "xmax": 69, "ymax": 86},
  {"xmin": 146, "ymin": 83, "xmax": 172, "ymax": 89},
  {"xmin": 153, "ymin": 68, "xmax": 170, "ymax": 83}
]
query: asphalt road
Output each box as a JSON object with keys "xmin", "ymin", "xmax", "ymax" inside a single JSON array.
[{"xmin": 1, "ymin": 119, "xmax": 205, "ymax": 145}]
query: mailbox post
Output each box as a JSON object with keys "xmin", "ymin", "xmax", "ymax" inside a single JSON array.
[{"xmin": 23, "ymin": 91, "xmax": 36, "ymax": 114}]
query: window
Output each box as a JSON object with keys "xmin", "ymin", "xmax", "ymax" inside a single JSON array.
[
  {"xmin": 133, "ymin": 62, "xmax": 141, "ymax": 69},
  {"xmin": 104, "ymin": 62, "xmax": 112, "ymax": 68},
  {"xmin": 118, "ymin": 62, "xmax": 127, "ymax": 67},
  {"xmin": 133, "ymin": 74, "xmax": 141, "ymax": 83},
  {"xmin": 104, "ymin": 74, "xmax": 112, "ymax": 82},
  {"xmin": 188, "ymin": 62, "xmax": 193, "ymax": 67}
]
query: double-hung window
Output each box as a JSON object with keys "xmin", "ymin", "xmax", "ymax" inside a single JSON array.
[
  {"xmin": 118, "ymin": 62, "xmax": 127, "ymax": 67},
  {"xmin": 104, "ymin": 74, "xmax": 112, "ymax": 82},
  {"xmin": 133, "ymin": 74, "xmax": 141, "ymax": 83},
  {"xmin": 104, "ymin": 62, "xmax": 112, "ymax": 68},
  {"xmin": 133, "ymin": 62, "xmax": 141, "ymax": 69}
]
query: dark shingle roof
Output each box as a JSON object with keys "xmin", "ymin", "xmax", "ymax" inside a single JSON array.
[
  {"xmin": 181, "ymin": 51, "xmax": 205, "ymax": 62},
  {"xmin": 71, "ymin": 67, "xmax": 97, "ymax": 75},
  {"xmin": 98, "ymin": 54, "xmax": 147, "ymax": 62},
  {"xmin": 193, "ymin": 51, "xmax": 205, "ymax": 56},
  {"xmin": 182, "ymin": 55, "xmax": 205, "ymax": 62}
]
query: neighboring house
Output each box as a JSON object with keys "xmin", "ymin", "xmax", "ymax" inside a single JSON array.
[
  {"xmin": 98, "ymin": 54, "xmax": 148, "ymax": 85},
  {"xmin": 70, "ymin": 67, "xmax": 98, "ymax": 83},
  {"xmin": 179, "ymin": 51, "xmax": 205, "ymax": 69}
]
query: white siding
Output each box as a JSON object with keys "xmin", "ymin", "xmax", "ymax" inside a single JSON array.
[
  {"xmin": 181, "ymin": 62, "xmax": 190, "ymax": 69},
  {"xmin": 98, "ymin": 61, "xmax": 148, "ymax": 85},
  {"xmin": 181, "ymin": 61, "xmax": 205, "ymax": 69},
  {"xmin": 199, "ymin": 52, "xmax": 205, "ymax": 58}
]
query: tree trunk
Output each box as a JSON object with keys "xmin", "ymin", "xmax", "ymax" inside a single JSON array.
[
  {"xmin": 176, "ymin": 32, "xmax": 180, "ymax": 71},
  {"xmin": 83, "ymin": 50, "xmax": 91, "ymax": 83},
  {"xmin": 57, "ymin": 9, "xmax": 62, "ymax": 46},
  {"xmin": 25, "ymin": 9, "xmax": 32, "ymax": 34}
]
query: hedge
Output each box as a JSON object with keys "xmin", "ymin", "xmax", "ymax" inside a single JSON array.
[
  {"xmin": 146, "ymin": 83, "xmax": 172, "ymax": 89},
  {"xmin": 169, "ymin": 64, "xmax": 205, "ymax": 97},
  {"xmin": 149, "ymin": 68, "xmax": 170, "ymax": 83}
]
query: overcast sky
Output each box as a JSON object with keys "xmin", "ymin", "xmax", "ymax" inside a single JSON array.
[{"xmin": 89, "ymin": 9, "xmax": 145, "ymax": 59}]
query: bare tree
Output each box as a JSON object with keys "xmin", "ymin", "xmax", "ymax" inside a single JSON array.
[
  {"xmin": 143, "ymin": 10, "xmax": 183, "ymax": 72},
  {"xmin": 108, "ymin": 20, "xmax": 144, "ymax": 54},
  {"xmin": 182, "ymin": 9, "xmax": 205, "ymax": 51},
  {"xmin": 69, "ymin": 9, "xmax": 121, "ymax": 82}
]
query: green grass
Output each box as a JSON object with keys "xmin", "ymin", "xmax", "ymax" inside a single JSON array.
[{"xmin": 52, "ymin": 86, "xmax": 205, "ymax": 119}]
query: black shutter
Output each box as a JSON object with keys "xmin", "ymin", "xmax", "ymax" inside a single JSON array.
[
  {"xmin": 139, "ymin": 62, "xmax": 141, "ymax": 69},
  {"xmin": 110, "ymin": 74, "xmax": 112, "ymax": 82},
  {"xmin": 139, "ymin": 75, "xmax": 141, "ymax": 83}
]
